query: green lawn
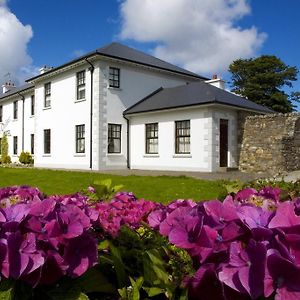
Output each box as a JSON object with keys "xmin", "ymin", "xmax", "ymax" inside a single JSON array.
[{"xmin": 0, "ymin": 167, "xmax": 229, "ymax": 203}]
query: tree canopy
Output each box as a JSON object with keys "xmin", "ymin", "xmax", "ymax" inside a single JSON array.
[{"xmin": 229, "ymin": 55, "xmax": 299, "ymax": 113}]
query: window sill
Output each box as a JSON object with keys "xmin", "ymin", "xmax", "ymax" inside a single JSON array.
[
  {"xmin": 30, "ymin": 115, "xmax": 35, "ymax": 118},
  {"xmin": 74, "ymin": 98, "xmax": 86, "ymax": 103},
  {"xmin": 43, "ymin": 106, "xmax": 51, "ymax": 110},
  {"xmin": 42, "ymin": 154, "xmax": 51, "ymax": 157},
  {"xmin": 108, "ymin": 87, "xmax": 122, "ymax": 91},
  {"xmin": 173, "ymin": 154, "xmax": 192, "ymax": 158},
  {"xmin": 143, "ymin": 154, "xmax": 159, "ymax": 158},
  {"xmin": 107, "ymin": 153, "xmax": 122, "ymax": 156},
  {"xmin": 12, "ymin": 118, "xmax": 18, "ymax": 122},
  {"xmin": 12, "ymin": 154, "xmax": 18, "ymax": 157},
  {"xmin": 74, "ymin": 153, "xmax": 86, "ymax": 157}
]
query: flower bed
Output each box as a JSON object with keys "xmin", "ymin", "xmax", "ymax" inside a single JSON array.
[{"xmin": 0, "ymin": 184, "xmax": 299, "ymax": 299}]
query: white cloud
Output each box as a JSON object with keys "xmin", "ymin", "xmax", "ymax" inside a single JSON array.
[
  {"xmin": 0, "ymin": 0, "xmax": 35, "ymax": 86},
  {"xmin": 119, "ymin": 0, "xmax": 267, "ymax": 76}
]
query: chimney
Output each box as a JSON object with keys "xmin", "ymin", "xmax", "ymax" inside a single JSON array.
[
  {"xmin": 205, "ymin": 74, "xmax": 226, "ymax": 90},
  {"xmin": 39, "ymin": 66, "xmax": 53, "ymax": 74},
  {"xmin": 2, "ymin": 81, "xmax": 15, "ymax": 94}
]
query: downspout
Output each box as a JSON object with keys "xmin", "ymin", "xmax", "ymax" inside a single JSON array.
[
  {"xmin": 17, "ymin": 92, "xmax": 25, "ymax": 151},
  {"xmin": 85, "ymin": 58, "xmax": 95, "ymax": 170},
  {"xmin": 123, "ymin": 115, "xmax": 130, "ymax": 169}
]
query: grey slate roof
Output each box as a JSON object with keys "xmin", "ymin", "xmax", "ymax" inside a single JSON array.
[
  {"xmin": 27, "ymin": 42, "xmax": 206, "ymax": 82},
  {"xmin": 124, "ymin": 81, "xmax": 273, "ymax": 115},
  {"xmin": 0, "ymin": 83, "xmax": 34, "ymax": 101}
]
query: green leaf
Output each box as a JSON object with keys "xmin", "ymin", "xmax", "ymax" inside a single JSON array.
[
  {"xmin": 0, "ymin": 280, "xmax": 14, "ymax": 300},
  {"xmin": 98, "ymin": 239, "xmax": 110, "ymax": 250},
  {"xmin": 110, "ymin": 243, "xmax": 127, "ymax": 287},
  {"xmin": 78, "ymin": 266, "xmax": 117, "ymax": 294},
  {"xmin": 47, "ymin": 281, "xmax": 88, "ymax": 300},
  {"xmin": 143, "ymin": 287, "xmax": 165, "ymax": 297},
  {"xmin": 118, "ymin": 287, "xmax": 128, "ymax": 299}
]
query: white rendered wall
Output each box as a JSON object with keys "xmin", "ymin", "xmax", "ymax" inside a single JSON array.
[
  {"xmin": 98, "ymin": 61, "xmax": 196, "ymax": 169},
  {"xmin": 128, "ymin": 106, "xmax": 238, "ymax": 172},
  {"xmin": 0, "ymin": 90, "xmax": 35, "ymax": 163},
  {"xmin": 31, "ymin": 59, "xmax": 198, "ymax": 170},
  {"xmin": 34, "ymin": 64, "xmax": 92, "ymax": 170}
]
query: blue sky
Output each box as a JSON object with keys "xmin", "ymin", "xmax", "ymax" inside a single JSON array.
[{"xmin": 1, "ymin": 0, "xmax": 300, "ymax": 108}]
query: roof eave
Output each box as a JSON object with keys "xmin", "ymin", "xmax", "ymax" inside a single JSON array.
[
  {"xmin": 0, "ymin": 86, "xmax": 35, "ymax": 102},
  {"xmin": 124, "ymin": 100, "xmax": 272, "ymax": 116}
]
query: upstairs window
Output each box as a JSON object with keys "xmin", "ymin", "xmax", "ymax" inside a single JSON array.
[
  {"xmin": 75, "ymin": 124, "xmax": 85, "ymax": 153},
  {"xmin": 31, "ymin": 95, "xmax": 35, "ymax": 116},
  {"xmin": 13, "ymin": 136, "xmax": 18, "ymax": 155},
  {"xmin": 109, "ymin": 67, "xmax": 120, "ymax": 88},
  {"xmin": 44, "ymin": 82, "xmax": 51, "ymax": 108},
  {"xmin": 0, "ymin": 105, "xmax": 2, "ymax": 122},
  {"xmin": 175, "ymin": 120, "xmax": 190, "ymax": 154},
  {"xmin": 44, "ymin": 129, "xmax": 51, "ymax": 154},
  {"xmin": 13, "ymin": 101, "xmax": 18, "ymax": 119},
  {"xmin": 76, "ymin": 71, "xmax": 86, "ymax": 100},
  {"xmin": 108, "ymin": 124, "xmax": 121, "ymax": 153},
  {"xmin": 145, "ymin": 123, "xmax": 158, "ymax": 154}
]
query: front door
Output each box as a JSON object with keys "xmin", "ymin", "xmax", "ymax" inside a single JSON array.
[{"xmin": 219, "ymin": 119, "xmax": 228, "ymax": 167}]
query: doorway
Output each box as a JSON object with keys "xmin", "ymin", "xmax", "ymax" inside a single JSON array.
[{"xmin": 219, "ymin": 119, "xmax": 228, "ymax": 167}]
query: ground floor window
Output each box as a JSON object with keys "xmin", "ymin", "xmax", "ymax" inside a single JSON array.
[
  {"xmin": 31, "ymin": 134, "xmax": 34, "ymax": 155},
  {"xmin": 145, "ymin": 123, "xmax": 158, "ymax": 154},
  {"xmin": 75, "ymin": 124, "xmax": 85, "ymax": 153},
  {"xmin": 175, "ymin": 120, "xmax": 190, "ymax": 154},
  {"xmin": 13, "ymin": 136, "xmax": 18, "ymax": 155},
  {"xmin": 108, "ymin": 124, "xmax": 121, "ymax": 153},
  {"xmin": 44, "ymin": 129, "xmax": 51, "ymax": 154}
]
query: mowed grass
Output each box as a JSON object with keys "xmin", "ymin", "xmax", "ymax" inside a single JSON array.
[{"xmin": 0, "ymin": 167, "xmax": 228, "ymax": 204}]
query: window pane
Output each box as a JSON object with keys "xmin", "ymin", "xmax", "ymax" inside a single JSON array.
[
  {"xmin": 75, "ymin": 124, "xmax": 85, "ymax": 153},
  {"xmin": 145, "ymin": 123, "xmax": 158, "ymax": 154},
  {"xmin": 175, "ymin": 120, "xmax": 190, "ymax": 154},
  {"xmin": 108, "ymin": 124, "xmax": 121, "ymax": 153},
  {"xmin": 108, "ymin": 67, "xmax": 120, "ymax": 88},
  {"xmin": 44, "ymin": 129, "xmax": 51, "ymax": 154}
]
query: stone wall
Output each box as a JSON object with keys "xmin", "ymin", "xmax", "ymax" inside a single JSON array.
[{"xmin": 239, "ymin": 113, "xmax": 300, "ymax": 174}]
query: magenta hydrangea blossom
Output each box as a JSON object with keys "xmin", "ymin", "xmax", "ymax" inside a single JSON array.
[
  {"xmin": 0, "ymin": 187, "xmax": 99, "ymax": 286},
  {"xmin": 94, "ymin": 192, "xmax": 158, "ymax": 237},
  {"xmin": 147, "ymin": 186, "xmax": 300, "ymax": 299}
]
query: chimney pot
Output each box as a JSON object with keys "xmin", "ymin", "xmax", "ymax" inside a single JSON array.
[{"xmin": 212, "ymin": 74, "xmax": 218, "ymax": 80}]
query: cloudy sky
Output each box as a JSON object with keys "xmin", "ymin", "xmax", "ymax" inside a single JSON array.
[{"xmin": 0, "ymin": 0, "xmax": 299, "ymax": 99}]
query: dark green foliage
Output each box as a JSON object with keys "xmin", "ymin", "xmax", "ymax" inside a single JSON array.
[
  {"xmin": 0, "ymin": 134, "xmax": 11, "ymax": 164},
  {"xmin": 229, "ymin": 55, "xmax": 300, "ymax": 113},
  {"xmin": 19, "ymin": 151, "xmax": 33, "ymax": 165}
]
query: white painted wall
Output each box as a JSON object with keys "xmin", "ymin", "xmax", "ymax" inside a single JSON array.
[
  {"xmin": 0, "ymin": 90, "xmax": 35, "ymax": 163},
  {"xmin": 34, "ymin": 63, "xmax": 92, "ymax": 170},
  {"xmin": 128, "ymin": 106, "xmax": 238, "ymax": 172},
  {"xmin": 98, "ymin": 60, "xmax": 196, "ymax": 169},
  {"xmin": 31, "ymin": 58, "xmax": 196, "ymax": 170}
]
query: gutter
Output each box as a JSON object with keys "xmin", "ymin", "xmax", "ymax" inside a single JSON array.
[
  {"xmin": 85, "ymin": 58, "xmax": 95, "ymax": 170},
  {"xmin": 123, "ymin": 115, "xmax": 130, "ymax": 169},
  {"xmin": 17, "ymin": 92, "xmax": 25, "ymax": 151}
]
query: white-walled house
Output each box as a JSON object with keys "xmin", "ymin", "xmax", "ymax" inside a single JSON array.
[{"xmin": 0, "ymin": 42, "xmax": 272, "ymax": 172}]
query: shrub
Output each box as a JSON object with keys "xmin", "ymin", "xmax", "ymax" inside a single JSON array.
[
  {"xmin": 19, "ymin": 151, "xmax": 34, "ymax": 164},
  {"xmin": 0, "ymin": 134, "xmax": 10, "ymax": 164},
  {"xmin": 1, "ymin": 154, "xmax": 11, "ymax": 164}
]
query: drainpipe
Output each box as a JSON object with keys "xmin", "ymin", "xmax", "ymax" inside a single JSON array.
[
  {"xmin": 17, "ymin": 92, "xmax": 25, "ymax": 151},
  {"xmin": 123, "ymin": 115, "xmax": 130, "ymax": 169},
  {"xmin": 85, "ymin": 58, "xmax": 95, "ymax": 170}
]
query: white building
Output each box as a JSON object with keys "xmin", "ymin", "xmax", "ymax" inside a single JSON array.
[{"xmin": 0, "ymin": 42, "xmax": 271, "ymax": 172}]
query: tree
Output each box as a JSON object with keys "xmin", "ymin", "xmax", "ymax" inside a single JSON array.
[{"xmin": 229, "ymin": 55, "xmax": 300, "ymax": 113}]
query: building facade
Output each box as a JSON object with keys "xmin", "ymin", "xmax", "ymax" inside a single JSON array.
[{"xmin": 0, "ymin": 43, "xmax": 271, "ymax": 172}]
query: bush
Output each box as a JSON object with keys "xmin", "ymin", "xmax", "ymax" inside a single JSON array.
[
  {"xmin": 1, "ymin": 183, "xmax": 300, "ymax": 299},
  {"xmin": 0, "ymin": 134, "xmax": 10, "ymax": 164},
  {"xmin": 19, "ymin": 151, "xmax": 34, "ymax": 164},
  {"xmin": 1, "ymin": 154, "xmax": 11, "ymax": 164}
]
